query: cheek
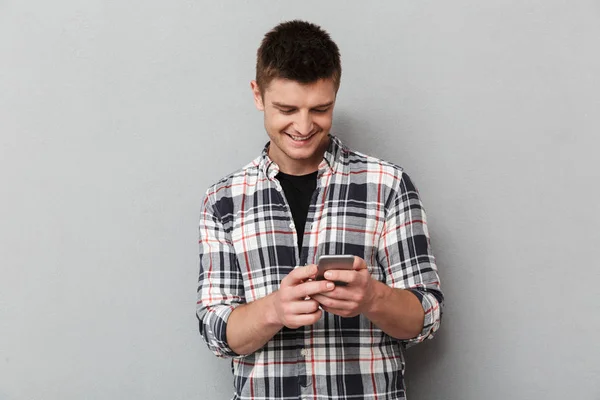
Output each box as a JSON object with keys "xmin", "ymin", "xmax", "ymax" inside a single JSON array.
[
  {"xmin": 265, "ymin": 113, "xmax": 292, "ymax": 131},
  {"xmin": 315, "ymin": 115, "xmax": 333, "ymax": 130}
]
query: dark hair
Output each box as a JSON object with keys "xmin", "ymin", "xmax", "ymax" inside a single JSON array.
[{"xmin": 256, "ymin": 20, "xmax": 342, "ymax": 94}]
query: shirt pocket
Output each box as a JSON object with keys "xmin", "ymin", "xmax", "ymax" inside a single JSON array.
[
  {"xmin": 231, "ymin": 211, "xmax": 294, "ymax": 302},
  {"xmin": 342, "ymin": 213, "xmax": 384, "ymax": 271}
]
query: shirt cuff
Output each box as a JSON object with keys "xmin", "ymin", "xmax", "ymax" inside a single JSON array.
[
  {"xmin": 199, "ymin": 303, "xmax": 243, "ymax": 358},
  {"xmin": 401, "ymin": 289, "xmax": 443, "ymax": 349}
]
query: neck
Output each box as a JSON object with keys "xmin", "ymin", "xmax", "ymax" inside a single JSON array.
[{"xmin": 269, "ymin": 137, "xmax": 329, "ymax": 176}]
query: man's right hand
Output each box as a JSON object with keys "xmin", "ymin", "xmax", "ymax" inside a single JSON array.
[
  {"xmin": 226, "ymin": 265, "xmax": 335, "ymax": 355},
  {"xmin": 272, "ymin": 265, "xmax": 335, "ymax": 329}
]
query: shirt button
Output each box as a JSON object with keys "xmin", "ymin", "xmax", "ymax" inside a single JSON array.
[
  {"xmin": 300, "ymin": 348, "xmax": 307, "ymax": 357},
  {"xmin": 289, "ymin": 222, "xmax": 295, "ymax": 229}
]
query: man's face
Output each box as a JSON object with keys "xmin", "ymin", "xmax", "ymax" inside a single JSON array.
[{"xmin": 251, "ymin": 78, "xmax": 336, "ymax": 175}]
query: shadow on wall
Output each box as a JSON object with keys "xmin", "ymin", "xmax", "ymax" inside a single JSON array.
[
  {"xmin": 403, "ymin": 225, "xmax": 456, "ymax": 397},
  {"xmin": 333, "ymin": 109, "xmax": 455, "ymax": 396},
  {"xmin": 332, "ymin": 108, "xmax": 392, "ymax": 154},
  {"xmin": 332, "ymin": 107, "xmax": 431, "ymax": 177}
]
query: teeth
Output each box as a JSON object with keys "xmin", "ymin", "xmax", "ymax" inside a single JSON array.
[{"xmin": 290, "ymin": 133, "xmax": 313, "ymax": 141}]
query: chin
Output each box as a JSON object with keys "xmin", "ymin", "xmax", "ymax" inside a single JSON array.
[{"xmin": 283, "ymin": 147, "xmax": 314, "ymax": 159}]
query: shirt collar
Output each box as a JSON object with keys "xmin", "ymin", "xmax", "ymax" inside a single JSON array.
[{"xmin": 259, "ymin": 134, "xmax": 344, "ymax": 179}]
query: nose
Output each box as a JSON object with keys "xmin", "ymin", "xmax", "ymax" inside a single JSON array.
[{"xmin": 293, "ymin": 111, "xmax": 314, "ymax": 135}]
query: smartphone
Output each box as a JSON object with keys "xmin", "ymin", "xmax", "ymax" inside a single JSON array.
[{"xmin": 316, "ymin": 255, "xmax": 355, "ymax": 285}]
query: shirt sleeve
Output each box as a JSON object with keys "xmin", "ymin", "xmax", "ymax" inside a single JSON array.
[
  {"xmin": 377, "ymin": 171, "xmax": 444, "ymax": 348},
  {"xmin": 196, "ymin": 190, "xmax": 245, "ymax": 358}
]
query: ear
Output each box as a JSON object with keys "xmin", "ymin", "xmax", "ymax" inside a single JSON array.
[{"xmin": 250, "ymin": 81, "xmax": 264, "ymax": 111}]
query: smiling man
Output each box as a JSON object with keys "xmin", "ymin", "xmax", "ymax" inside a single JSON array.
[{"xmin": 197, "ymin": 20, "xmax": 444, "ymax": 400}]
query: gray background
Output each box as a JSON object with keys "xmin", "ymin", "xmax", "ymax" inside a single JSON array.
[{"xmin": 1, "ymin": 1, "xmax": 599, "ymax": 399}]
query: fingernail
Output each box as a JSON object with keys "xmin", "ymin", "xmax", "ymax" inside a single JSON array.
[
  {"xmin": 326, "ymin": 282, "xmax": 334, "ymax": 289},
  {"xmin": 324, "ymin": 271, "xmax": 332, "ymax": 279}
]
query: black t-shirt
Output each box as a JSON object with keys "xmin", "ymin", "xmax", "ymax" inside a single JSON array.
[{"xmin": 276, "ymin": 170, "xmax": 318, "ymax": 250}]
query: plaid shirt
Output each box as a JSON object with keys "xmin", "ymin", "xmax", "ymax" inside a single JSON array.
[{"xmin": 197, "ymin": 136, "xmax": 443, "ymax": 400}]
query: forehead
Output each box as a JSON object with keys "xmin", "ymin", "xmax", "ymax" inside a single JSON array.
[{"xmin": 263, "ymin": 78, "xmax": 336, "ymax": 106}]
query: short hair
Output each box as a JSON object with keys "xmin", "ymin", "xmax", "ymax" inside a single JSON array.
[{"xmin": 256, "ymin": 20, "xmax": 342, "ymax": 95}]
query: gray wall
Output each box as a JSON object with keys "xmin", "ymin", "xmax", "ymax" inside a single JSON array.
[{"xmin": 1, "ymin": 1, "xmax": 599, "ymax": 399}]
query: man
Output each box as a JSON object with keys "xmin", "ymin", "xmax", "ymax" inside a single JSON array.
[{"xmin": 197, "ymin": 20, "xmax": 443, "ymax": 400}]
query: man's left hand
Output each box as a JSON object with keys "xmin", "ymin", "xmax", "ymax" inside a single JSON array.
[{"xmin": 310, "ymin": 256, "xmax": 377, "ymax": 318}]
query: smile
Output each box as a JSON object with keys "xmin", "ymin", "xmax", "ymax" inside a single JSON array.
[{"xmin": 287, "ymin": 131, "xmax": 317, "ymax": 142}]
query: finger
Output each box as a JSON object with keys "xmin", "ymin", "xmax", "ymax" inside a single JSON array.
[
  {"xmin": 311, "ymin": 286, "xmax": 353, "ymax": 301},
  {"xmin": 310, "ymin": 294, "xmax": 329, "ymax": 304},
  {"xmin": 319, "ymin": 306, "xmax": 357, "ymax": 318},
  {"xmin": 294, "ymin": 280, "xmax": 335, "ymax": 298},
  {"xmin": 312, "ymin": 295, "xmax": 355, "ymax": 311},
  {"xmin": 321, "ymin": 288, "xmax": 367, "ymax": 305},
  {"xmin": 282, "ymin": 265, "xmax": 318, "ymax": 286},
  {"xmin": 352, "ymin": 256, "xmax": 367, "ymax": 271},
  {"xmin": 323, "ymin": 269, "xmax": 357, "ymax": 285},
  {"xmin": 289, "ymin": 309, "xmax": 322, "ymax": 327},
  {"xmin": 287, "ymin": 299, "xmax": 320, "ymax": 315}
]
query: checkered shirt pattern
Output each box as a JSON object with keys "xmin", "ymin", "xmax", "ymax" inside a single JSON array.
[{"xmin": 197, "ymin": 135, "xmax": 443, "ymax": 400}]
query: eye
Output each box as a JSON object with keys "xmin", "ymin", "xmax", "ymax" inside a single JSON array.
[
  {"xmin": 279, "ymin": 109, "xmax": 296, "ymax": 115},
  {"xmin": 312, "ymin": 108, "xmax": 329, "ymax": 114}
]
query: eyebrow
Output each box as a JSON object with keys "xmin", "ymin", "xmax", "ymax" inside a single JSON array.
[{"xmin": 272, "ymin": 101, "xmax": 335, "ymax": 109}]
